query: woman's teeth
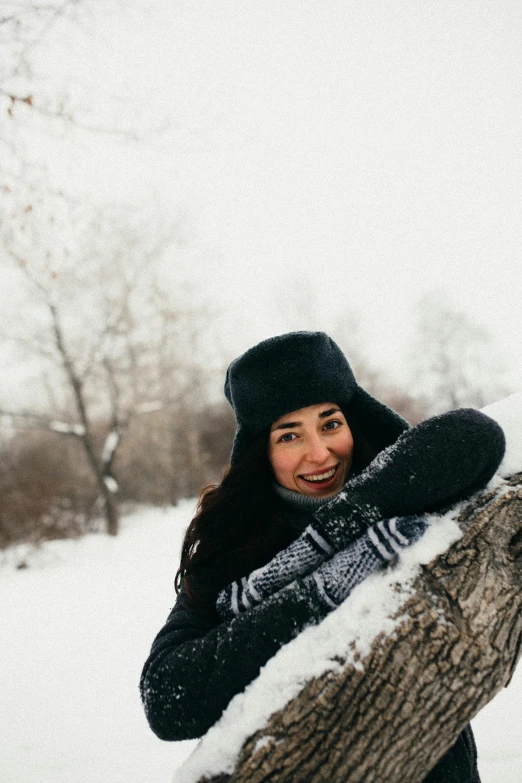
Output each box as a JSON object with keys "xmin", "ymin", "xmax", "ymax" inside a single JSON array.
[{"xmin": 302, "ymin": 467, "xmax": 337, "ymax": 483}]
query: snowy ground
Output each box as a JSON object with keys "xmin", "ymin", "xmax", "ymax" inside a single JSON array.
[
  {"xmin": 1, "ymin": 501, "xmax": 522, "ymax": 783},
  {"xmin": 0, "ymin": 504, "xmax": 198, "ymax": 783}
]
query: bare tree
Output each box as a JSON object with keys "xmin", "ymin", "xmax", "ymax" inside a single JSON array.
[
  {"xmin": 179, "ymin": 471, "xmax": 522, "ymax": 783},
  {"xmin": 0, "ymin": 3, "xmax": 216, "ymax": 542},
  {"xmin": 0, "ymin": 200, "xmax": 211, "ymax": 535},
  {"xmin": 139, "ymin": 279, "xmax": 220, "ymax": 501},
  {"xmin": 409, "ymin": 293, "xmax": 511, "ymax": 415}
]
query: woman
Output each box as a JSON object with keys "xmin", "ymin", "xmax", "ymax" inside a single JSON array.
[{"xmin": 140, "ymin": 331, "xmax": 505, "ymax": 782}]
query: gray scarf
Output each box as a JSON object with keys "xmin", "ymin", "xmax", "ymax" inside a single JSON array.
[{"xmin": 272, "ymin": 482, "xmax": 338, "ymax": 531}]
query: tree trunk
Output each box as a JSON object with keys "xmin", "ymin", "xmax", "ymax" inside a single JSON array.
[
  {"xmin": 103, "ymin": 488, "xmax": 119, "ymax": 536},
  {"xmin": 190, "ymin": 473, "xmax": 522, "ymax": 783}
]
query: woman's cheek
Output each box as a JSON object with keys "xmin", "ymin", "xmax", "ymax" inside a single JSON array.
[{"xmin": 272, "ymin": 449, "xmax": 298, "ymax": 486}]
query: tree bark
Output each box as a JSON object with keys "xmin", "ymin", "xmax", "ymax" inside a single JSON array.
[{"xmin": 194, "ymin": 473, "xmax": 522, "ymax": 783}]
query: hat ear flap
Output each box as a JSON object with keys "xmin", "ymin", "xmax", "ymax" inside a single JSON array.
[{"xmin": 346, "ymin": 387, "xmax": 410, "ymax": 454}]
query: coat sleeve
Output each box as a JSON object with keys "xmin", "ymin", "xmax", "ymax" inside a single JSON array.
[
  {"xmin": 332, "ymin": 408, "xmax": 506, "ymax": 521},
  {"xmin": 139, "ymin": 579, "xmax": 328, "ymax": 741}
]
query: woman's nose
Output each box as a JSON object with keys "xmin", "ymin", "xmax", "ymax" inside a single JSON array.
[{"xmin": 305, "ymin": 435, "xmax": 330, "ymax": 463}]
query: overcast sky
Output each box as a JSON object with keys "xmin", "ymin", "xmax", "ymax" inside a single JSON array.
[{"xmin": 11, "ymin": 0, "xmax": 522, "ymax": 392}]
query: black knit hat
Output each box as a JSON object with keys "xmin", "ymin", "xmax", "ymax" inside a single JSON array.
[{"xmin": 225, "ymin": 331, "xmax": 410, "ymax": 465}]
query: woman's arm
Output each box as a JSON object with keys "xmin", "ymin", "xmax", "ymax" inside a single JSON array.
[
  {"xmin": 142, "ymin": 515, "xmax": 429, "ymax": 740},
  {"xmin": 315, "ymin": 408, "xmax": 505, "ymax": 547},
  {"xmin": 140, "ymin": 579, "xmax": 328, "ymax": 741}
]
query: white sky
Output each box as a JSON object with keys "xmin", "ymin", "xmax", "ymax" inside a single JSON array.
[{"xmin": 10, "ymin": 0, "xmax": 522, "ymax": 390}]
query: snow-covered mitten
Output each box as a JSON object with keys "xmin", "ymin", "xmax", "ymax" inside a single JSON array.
[
  {"xmin": 216, "ymin": 515, "xmax": 428, "ymax": 620},
  {"xmin": 304, "ymin": 514, "xmax": 428, "ymax": 610}
]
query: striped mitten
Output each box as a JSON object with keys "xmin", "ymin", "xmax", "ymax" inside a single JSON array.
[
  {"xmin": 216, "ymin": 515, "xmax": 428, "ymax": 620},
  {"xmin": 304, "ymin": 515, "xmax": 428, "ymax": 610},
  {"xmin": 215, "ymin": 498, "xmax": 380, "ymax": 621},
  {"xmin": 216, "ymin": 524, "xmax": 334, "ymax": 620}
]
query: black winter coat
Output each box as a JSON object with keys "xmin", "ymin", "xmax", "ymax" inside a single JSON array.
[{"xmin": 141, "ymin": 409, "xmax": 505, "ymax": 781}]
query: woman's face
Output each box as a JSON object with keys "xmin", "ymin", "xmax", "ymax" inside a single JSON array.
[{"xmin": 268, "ymin": 402, "xmax": 354, "ymax": 498}]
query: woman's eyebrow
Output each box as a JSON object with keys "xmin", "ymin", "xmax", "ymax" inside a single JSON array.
[
  {"xmin": 272, "ymin": 408, "xmax": 341, "ymax": 431},
  {"xmin": 319, "ymin": 408, "xmax": 341, "ymax": 418},
  {"xmin": 272, "ymin": 420, "xmax": 301, "ymax": 431}
]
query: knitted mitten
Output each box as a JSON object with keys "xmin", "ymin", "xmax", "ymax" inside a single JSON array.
[
  {"xmin": 216, "ymin": 515, "xmax": 428, "ymax": 620},
  {"xmin": 304, "ymin": 515, "xmax": 428, "ymax": 610},
  {"xmin": 216, "ymin": 524, "xmax": 335, "ymax": 620},
  {"xmin": 215, "ymin": 497, "xmax": 379, "ymax": 621}
]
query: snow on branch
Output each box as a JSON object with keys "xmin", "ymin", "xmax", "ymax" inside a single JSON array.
[
  {"xmin": 50, "ymin": 420, "xmax": 86, "ymax": 436},
  {"xmin": 103, "ymin": 476, "xmax": 118, "ymax": 494},
  {"xmin": 135, "ymin": 400, "xmax": 163, "ymax": 414}
]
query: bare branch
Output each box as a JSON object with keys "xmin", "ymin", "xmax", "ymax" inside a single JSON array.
[{"xmin": 0, "ymin": 408, "xmax": 84, "ymax": 436}]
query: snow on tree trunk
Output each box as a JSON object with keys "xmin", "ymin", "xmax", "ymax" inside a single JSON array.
[
  {"xmin": 102, "ymin": 430, "xmax": 121, "ymax": 465},
  {"xmin": 181, "ymin": 473, "xmax": 522, "ymax": 783}
]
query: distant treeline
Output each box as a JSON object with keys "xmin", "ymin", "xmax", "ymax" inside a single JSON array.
[{"xmin": 0, "ymin": 401, "xmax": 236, "ymax": 548}]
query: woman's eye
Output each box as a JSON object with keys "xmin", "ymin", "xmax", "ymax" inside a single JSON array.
[
  {"xmin": 278, "ymin": 432, "xmax": 297, "ymax": 443},
  {"xmin": 323, "ymin": 420, "xmax": 341, "ymax": 431}
]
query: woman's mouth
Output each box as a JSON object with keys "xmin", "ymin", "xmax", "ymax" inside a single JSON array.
[{"xmin": 299, "ymin": 464, "xmax": 339, "ymax": 488}]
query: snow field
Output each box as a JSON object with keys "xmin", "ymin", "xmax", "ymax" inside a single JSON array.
[{"xmin": 0, "ymin": 504, "xmax": 197, "ymax": 783}]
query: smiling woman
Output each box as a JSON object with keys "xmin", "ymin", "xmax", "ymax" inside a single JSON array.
[
  {"xmin": 140, "ymin": 331, "xmax": 505, "ymax": 782},
  {"xmin": 269, "ymin": 403, "xmax": 354, "ymax": 497}
]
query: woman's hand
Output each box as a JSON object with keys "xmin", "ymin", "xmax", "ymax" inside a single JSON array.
[
  {"xmin": 216, "ymin": 515, "xmax": 429, "ymax": 620},
  {"xmin": 305, "ymin": 515, "xmax": 428, "ymax": 610}
]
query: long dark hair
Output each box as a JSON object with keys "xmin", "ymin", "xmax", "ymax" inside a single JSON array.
[
  {"xmin": 175, "ymin": 431, "xmax": 296, "ymax": 612},
  {"xmin": 175, "ymin": 411, "xmax": 379, "ymax": 612}
]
